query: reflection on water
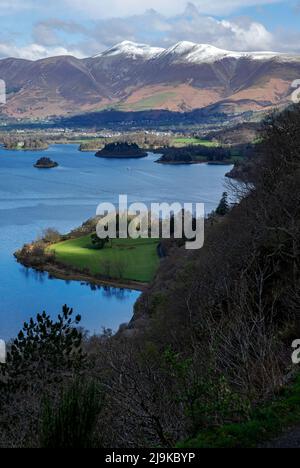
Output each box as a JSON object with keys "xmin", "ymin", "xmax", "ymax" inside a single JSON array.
[
  {"xmin": 0, "ymin": 144, "xmax": 231, "ymax": 340},
  {"xmin": 19, "ymin": 266, "xmax": 134, "ymax": 299},
  {"xmin": 101, "ymin": 286, "xmax": 134, "ymax": 300},
  {"xmin": 19, "ymin": 266, "xmax": 47, "ymax": 283}
]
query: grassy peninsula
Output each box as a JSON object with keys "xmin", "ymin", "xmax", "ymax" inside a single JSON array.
[
  {"xmin": 15, "ymin": 222, "xmax": 160, "ymax": 290},
  {"xmin": 48, "ymin": 236, "xmax": 160, "ymax": 283}
]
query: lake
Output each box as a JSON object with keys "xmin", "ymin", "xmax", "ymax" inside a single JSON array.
[{"xmin": 0, "ymin": 144, "xmax": 232, "ymax": 340}]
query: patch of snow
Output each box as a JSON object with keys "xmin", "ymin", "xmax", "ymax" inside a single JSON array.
[
  {"xmin": 93, "ymin": 41, "xmax": 300, "ymax": 64},
  {"xmin": 164, "ymin": 41, "xmax": 199, "ymax": 56},
  {"xmin": 162, "ymin": 42, "xmax": 281, "ymax": 63},
  {"xmin": 185, "ymin": 44, "xmax": 241, "ymax": 63},
  {"xmin": 94, "ymin": 41, "xmax": 164, "ymax": 60},
  {"xmin": 240, "ymin": 51, "xmax": 283, "ymax": 61}
]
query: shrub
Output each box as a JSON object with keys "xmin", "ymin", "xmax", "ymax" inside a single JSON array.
[
  {"xmin": 40, "ymin": 379, "xmax": 103, "ymax": 448},
  {"xmin": 43, "ymin": 228, "xmax": 61, "ymax": 243}
]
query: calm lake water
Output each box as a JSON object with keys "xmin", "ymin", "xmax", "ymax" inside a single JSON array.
[{"xmin": 0, "ymin": 144, "xmax": 232, "ymax": 340}]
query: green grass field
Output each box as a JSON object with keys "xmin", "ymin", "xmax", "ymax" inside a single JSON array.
[
  {"xmin": 115, "ymin": 92, "xmax": 177, "ymax": 111},
  {"xmin": 172, "ymin": 137, "xmax": 218, "ymax": 147},
  {"xmin": 48, "ymin": 235, "xmax": 160, "ymax": 283}
]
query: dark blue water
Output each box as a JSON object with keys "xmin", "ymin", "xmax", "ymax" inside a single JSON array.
[{"xmin": 0, "ymin": 144, "xmax": 232, "ymax": 340}]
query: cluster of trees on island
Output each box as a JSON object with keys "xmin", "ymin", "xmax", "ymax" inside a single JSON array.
[
  {"xmin": 1, "ymin": 137, "xmax": 49, "ymax": 151},
  {"xmin": 80, "ymin": 132, "xmax": 172, "ymax": 152},
  {"xmin": 1, "ymin": 105, "xmax": 300, "ymax": 448},
  {"xmin": 34, "ymin": 157, "xmax": 58, "ymax": 169},
  {"xmin": 156, "ymin": 142, "xmax": 256, "ymax": 164},
  {"xmin": 95, "ymin": 142, "xmax": 148, "ymax": 158}
]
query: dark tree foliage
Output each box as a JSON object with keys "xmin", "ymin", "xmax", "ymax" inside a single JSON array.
[
  {"xmin": 216, "ymin": 192, "xmax": 230, "ymax": 216},
  {"xmin": 156, "ymin": 143, "xmax": 256, "ymax": 164},
  {"xmin": 1, "ymin": 306, "xmax": 85, "ymax": 390},
  {"xmin": 96, "ymin": 142, "xmax": 147, "ymax": 157},
  {"xmin": 91, "ymin": 233, "xmax": 109, "ymax": 250},
  {"xmin": 40, "ymin": 379, "xmax": 103, "ymax": 448},
  {"xmin": 56, "ymin": 109, "xmax": 228, "ymax": 130},
  {"xmin": 134, "ymin": 104, "xmax": 300, "ymax": 430},
  {"xmin": 34, "ymin": 157, "xmax": 58, "ymax": 168},
  {"xmin": 157, "ymin": 145, "xmax": 231, "ymax": 163}
]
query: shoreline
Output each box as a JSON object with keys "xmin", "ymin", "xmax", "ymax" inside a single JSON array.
[
  {"xmin": 15, "ymin": 256, "xmax": 148, "ymax": 292},
  {"xmin": 14, "ymin": 216, "xmax": 161, "ymax": 293},
  {"xmin": 156, "ymin": 159, "xmax": 234, "ymax": 166},
  {"xmin": 34, "ymin": 163, "xmax": 58, "ymax": 169},
  {"xmin": 2, "ymin": 146, "xmax": 49, "ymax": 152},
  {"xmin": 95, "ymin": 153, "xmax": 148, "ymax": 159}
]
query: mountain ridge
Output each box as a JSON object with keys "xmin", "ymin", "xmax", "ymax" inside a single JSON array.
[
  {"xmin": 0, "ymin": 40, "xmax": 299, "ymax": 119},
  {"xmin": 92, "ymin": 40, "xmax": 297, "ymax": 64}
]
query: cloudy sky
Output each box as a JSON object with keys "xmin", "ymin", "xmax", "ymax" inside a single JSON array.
[{"xmin": 0, "ymin": 0, "xmax": 300, "ymax": 59}]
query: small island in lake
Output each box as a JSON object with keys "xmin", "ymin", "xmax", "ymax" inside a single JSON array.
[
  {"xmin": 34, "ymin": 157, "xmax": 58, "ymax": 169},
  {"xmin": 95, "ymin": 142, "xmax": 147, "ymax": 159}
]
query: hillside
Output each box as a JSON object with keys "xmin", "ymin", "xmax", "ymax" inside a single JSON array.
[{"xmin": 0, "ymin": 41, "xmax": 300, "ymax": 119}]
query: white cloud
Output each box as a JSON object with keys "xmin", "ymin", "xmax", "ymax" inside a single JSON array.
[
  {"xmin": 0, "ymin": 0, "xmax": 283, "ymax": 17},
  {"xmin": 0, "ymin": 0, "xmax": 35, "ymax": 14},
  {"xmin": 0, "ymin": 2, "xmax": 298, "ymax": 60},
  {"xmin": 66, "ymin": 6, "xmax": 277, "ymax": 55},
  {"xmin": 220, "ymin": 20, "xmax": 273, "ymax": 50},
  {"xmin": 64, "ymin": 0, "xmax": 282, "ymax": 18},
  {"xmin": 0, "ymin": 43, "xmax": 84, "ymax": 60},
  {"xmin": 33, "ymin": 20, "xmax": 86, "ymax": 47}
]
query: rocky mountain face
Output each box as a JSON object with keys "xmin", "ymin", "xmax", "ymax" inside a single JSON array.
[{"xmin": 0, "ymin": 40, "xmax": 300, "ymax": 119}]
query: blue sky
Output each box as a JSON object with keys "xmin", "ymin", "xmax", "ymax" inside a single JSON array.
[{"xmin": 0, "ymin": 0, "xmax": 299, "ymax": 59}]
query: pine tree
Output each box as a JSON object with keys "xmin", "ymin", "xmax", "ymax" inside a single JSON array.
[{"xmin": 216, "ymin": 192, "xmax": 230, "ymax": 216}]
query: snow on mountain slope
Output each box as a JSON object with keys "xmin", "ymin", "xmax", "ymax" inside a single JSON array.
[
  {"xmin": 94, "ymin": 41, "xmax": 299, "ymax": 64},
  {"xmin": 160, "ymin": 42, "xmax": 281, "ymax": 63},
  {"xmin": 2, "ymin": 40, "xmax": 300, "ymax": 119},
  {"xmin": 94, "ymin": 41, "xmax": 164, "ymax": 60}
]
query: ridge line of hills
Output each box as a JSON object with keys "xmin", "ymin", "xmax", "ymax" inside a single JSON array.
[{"xmin": 0, "ymin": 40, "xmax": 299, "ymax": 120}]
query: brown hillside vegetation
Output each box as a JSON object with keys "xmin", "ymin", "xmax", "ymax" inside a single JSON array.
[{"xmin": 1, "ymin": 44, "xmax": 300, "ymax": 118}]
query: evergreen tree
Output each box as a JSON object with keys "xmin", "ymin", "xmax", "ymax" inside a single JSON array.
[{"xmin": 216, "ymin": 192, "xmax": 230, "ymax": 216}]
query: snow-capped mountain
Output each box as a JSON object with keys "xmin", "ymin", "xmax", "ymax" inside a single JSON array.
[
  {"xmin": 95, "ymin": 40, "xmax": 298, "ymax": 64},
  {"xmin": 159, "ymin": 41, "xmax": 281, "ymax": 63},
  {"xmin": 94, "ymin": 41, "xmax": 164, "ymax": 60},
  {"xmin": 0, "ymin": 40, "xmax": 300, "ymax": 119}
]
